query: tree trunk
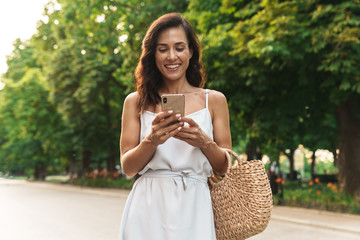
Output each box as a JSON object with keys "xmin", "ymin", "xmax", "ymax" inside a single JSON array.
[
  {"xmin": 34, "ymin": 163, "xmax": 47, "ymax": 180},
  {"xmin": 284, "ymin": 149, "xmax": 295, "ymax": 181},
  {"xmin": 246, "ymin": 138, "xmax": 260, "ymax": 160},
  {"xmin": 69, "ymin": 156, "xmax": 77, "ymax": 182},
  {"xmin": 80, "ymin": 149, "xmax": 91, "ymax": 176},
  {"xmin": 104, "ymin": 73, "xmax": 117, "ymax": 173},
  {"xmin": 336, "ymin": 98, "xmax": 360, "ymax": 196},
  {"xmin": 332, "ymin": 148, "xmax": 338, "ymax": 167},
  {"xmin": 311, "ymin": 151, "xmax": 316, "ymax": 181},
  {"xmin": 107, "ymin": 153, "xmax": 116, "ymax": 172},
  {"xmin": 256, "ymin": 151, "xmax": 263, "ymax": 162}
]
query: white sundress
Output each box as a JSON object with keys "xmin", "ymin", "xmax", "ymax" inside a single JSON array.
[{"xmin": 119, "ymin": 89, "xmax": 216, "ymax": 240}]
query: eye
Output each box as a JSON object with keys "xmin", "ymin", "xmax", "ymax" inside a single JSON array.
[
  {"xmin": 158, "ymin": 48, "xmax": 167, "ymax": 53},
  {"xmin": 176, "ymin": 48, "xmax": 184, "ymax": 52}
]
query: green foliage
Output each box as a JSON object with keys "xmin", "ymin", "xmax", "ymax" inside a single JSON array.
[
  {"xmin": 186, "ymin": 0, "xmax": 360, "ymax": 195},
  {"xmin": 0, "ymin": 62, "xmax": 66, "ymax": 177},
  {"xmin": 275, "ymin": 181, "xmax": 360, "ymax": 214},
  {"xmin": 1, "ymin": 0, "xmax": 190, "ymax": 177},
  {"xmin": 187, "ymin": 0, "xmax": 350, "ymax": 154},
  {"xmin": 5, "ymin": 39, "xmax": 40, "ymax": 82},
  {"xmin": 73, "ymin": 176, "xmax": 133, "ymax": 189},
  {"xmin": 38, "ymin": 0, "xmax": 189, "ymax": 171},
  {"xmin": 316, "ymin": 160, "xmax": 338, "ymax": 175}
]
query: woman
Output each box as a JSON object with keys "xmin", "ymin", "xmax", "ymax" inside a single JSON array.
[{"xmin": 119, "ymin": 12, "xmax": 231, "ymax": 240}]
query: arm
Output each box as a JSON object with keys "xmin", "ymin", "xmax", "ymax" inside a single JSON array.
[
  {"xmin": 203, "ymin": 90, "xmax": 231, "ymax": 174},
  {"xmin": 175, "ymin": 90, "xmax": 231, "ymax": 174},
  {"xmin": 120, "ymin": 93, "xmax": 183, "ymax": 177},
  {"xmin": 120, "ymin": 92, "xmax": 155, "ymax": 177}
]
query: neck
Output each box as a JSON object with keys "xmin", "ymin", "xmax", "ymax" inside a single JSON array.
[{"xmin": 160, "ymin": 78, "xmax": 192, "ymax": 94}]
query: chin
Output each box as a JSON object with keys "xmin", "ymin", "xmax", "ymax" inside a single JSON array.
[{"xmin": 162, "ymin": 74, "xmax": 186, "ymax": 82}]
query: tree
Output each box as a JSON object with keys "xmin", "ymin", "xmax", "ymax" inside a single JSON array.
[
  {"xmin": 187, "ymin": 0, "xmax": 359, "ymax": 195},
  {"xmin": 0, "ymin": 67, "xmax": 65, "ymax": 179},
  {"xmin": 4, "ymin": 38, "xmax": 40, "ymax": 82},
  {"xmin": 1, "ymin": 0, "xmax": 190, "ymax": 177},
  {"xmin": 32, "ymin": 0, "xmax": 189, "ymax": 174}
]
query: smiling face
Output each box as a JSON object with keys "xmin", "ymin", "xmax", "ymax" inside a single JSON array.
[{"xmin": 155, "ymin": 27, "xmax": 193, "ymax": 84}]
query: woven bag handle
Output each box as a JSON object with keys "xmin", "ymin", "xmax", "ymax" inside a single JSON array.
[
  {"xmin": 209, "ymin": 149, "xmax": 242, "ymax": 181},
  {"xmin": 224, "ymin": 149, "xmax": 242, "ymax": 172}
]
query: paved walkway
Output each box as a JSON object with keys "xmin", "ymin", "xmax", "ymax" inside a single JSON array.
[
  {"xmin": 1, "ymin": 178, "xmax": 360, "ymax": 240},
  {"xmin": 248, "ymin": 205, "xmax": 360, "ymax": 240},
  {"xmin": 43, "ymin": 179, "xmax": 359, "ymax": 236},
  {"xmin": 27, "ymin": 180, "xmax": 360, "ymax": 238},
  {"xmin": 270, "ymin": 205, "xmax": 360, "ymax": 235}
]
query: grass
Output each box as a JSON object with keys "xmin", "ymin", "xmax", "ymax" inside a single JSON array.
[
  {"xmin": 3, "ymin": 175, "xmax": 29, "ymax": 180},
  {"xmin": 2, "ymin": 171, "xmax": 134, "ymax": 190},
  {"xmin": 72, "ymin": 176, "xmax": 133, "ymax": 189},
  {"xmin": 273, "ymin": 179, "xmax": 360, "ymax": 214}
]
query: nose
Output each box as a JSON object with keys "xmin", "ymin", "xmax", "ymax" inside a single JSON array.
[{"xmin": 167, "ymin": 48, "xmax": 177, "ymax": 61}]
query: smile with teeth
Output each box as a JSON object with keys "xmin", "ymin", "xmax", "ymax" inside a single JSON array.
[{"xmin": 165, "ymin": 64, "xmax": 180, "ymax": 69}]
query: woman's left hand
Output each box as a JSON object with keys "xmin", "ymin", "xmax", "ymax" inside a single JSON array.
[{"xmin": 174, "ymin": 117, "xmax": 212, "ymax": 148}]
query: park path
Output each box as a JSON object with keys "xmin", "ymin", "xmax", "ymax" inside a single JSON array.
[
  {"xmin": 249, "ymin": 206, "xmax": 360, "ymax": 240},
  {"xmin": 0, "ymin": 178, "xmax": 127, "ymax": 240},
  {"xmin": 1, "ymin": 178, "xmax": 359, "ymax": 240}
]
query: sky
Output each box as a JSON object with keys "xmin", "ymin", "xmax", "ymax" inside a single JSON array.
[{"xmin": 0, "ymin": 0, "xmax": 49, "ymax": 76}]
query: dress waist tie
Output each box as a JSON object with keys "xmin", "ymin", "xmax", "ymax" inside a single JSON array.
[{"xmin": 140, "ymin": 169, "xmax": 208, "ymax": 190}]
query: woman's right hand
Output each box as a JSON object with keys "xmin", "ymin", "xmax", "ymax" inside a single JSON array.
[{"xmin": 145, "ymin": 110, "xmax": 184, "ymax": 146}]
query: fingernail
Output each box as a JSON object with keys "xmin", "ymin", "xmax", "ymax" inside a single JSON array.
[
  {"xmin": 175, "ymin": 113, "xmax": 181, "ymax": 118},
  {"xmin": 178, "ymin": 127, "xmax": 182, "ymax": 131},
  {"xmin": 168, "ymin": 110, "xmax": 173, "ymax": 114},
  {"xmin": 180, "ymin": 122, "xmax": 184, "ymax": 125}
]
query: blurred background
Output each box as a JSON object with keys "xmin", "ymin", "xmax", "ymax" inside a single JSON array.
[{"xmin": 0, "ymin": 0, "xmax": 359, "ymax": 239}]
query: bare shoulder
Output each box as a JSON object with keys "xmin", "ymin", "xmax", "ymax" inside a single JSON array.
[
  {"xmin": 124, "ymin": 92, "xmax": 138, "ymax": 104},
  {"xmin": 123, "ymin": 92, "xmax": 140, "ymax": 115},
  {"xmin": 124, "ymin": 92, "xmax": 139, "ymax": 108},
  {"xmin": 208, "ymin": 89, "xmax": 228, "ymax": 106},
  {"xmin": 207, "ymin": 89, "xmax": 228, "ymax": 121}
]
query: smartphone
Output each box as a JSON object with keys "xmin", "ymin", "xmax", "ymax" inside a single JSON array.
[{"xmin": 161, "ymin": 94, "xmax": 185, "ymax": 116}]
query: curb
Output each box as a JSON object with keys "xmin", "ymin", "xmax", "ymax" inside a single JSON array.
[
  {"xmin": 271, "ymin": 214, "xmax": 360, "ymax": 235},
  {"xmin": 1, "ymin": 178, "xmax": 131, "ymax": 199},
  {"xmin": 29, "ymin": 181, "xmax": 131, "ymax": 198}
]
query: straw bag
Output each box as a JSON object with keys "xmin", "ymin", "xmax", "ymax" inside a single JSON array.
[{"xmin": 208, "ymin": 149, "xmax": 273, "ymax": 240}]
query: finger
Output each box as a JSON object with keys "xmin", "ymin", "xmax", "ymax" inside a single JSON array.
[
  {"xmin": 178, "ymin": 117, "xmax": 199, "ymax": 127},
  {"xmin": 152, "ymin": 111, "xmax": 180, "ymax": 133},
  {"xmin": 160, "ymin": 126, "xmax": 182, "ymax": 141},
  {"xmin": 173, "ymin": 135, "xmax": 195, "ymax": 146},
  {"xmin": 175, "ymin": 131, "xmax": 196, "ymax": 140},
  {"xmin": 152, "ymin": 110, "xmax": 175, "ymax": 125},
  {"xmin": 157, "ymin": 121, "xmax": 184, "ymax": 136},
  {"xmin": 153, "ymin": 114, "xmax": 182, "ymax": 134},
  {"xmin": 178, "ymin": 126, "xmax": 201, "ymax": 134},
  {"xmin": 160, "ymin": 112, "xmax": 182, "ymax": 127}
]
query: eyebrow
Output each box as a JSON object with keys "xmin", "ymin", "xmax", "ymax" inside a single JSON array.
[{"xmin": 157, "ymin": 42, "xmax": 187, "ymax": 46}]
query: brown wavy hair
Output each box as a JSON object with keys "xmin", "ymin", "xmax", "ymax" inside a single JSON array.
[{"xmin": 135, "ymin": 12, "xmax": 205, "ymax": 112}]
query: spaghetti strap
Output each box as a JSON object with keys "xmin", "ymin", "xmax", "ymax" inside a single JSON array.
[{"xmin": 205, "ymin": 89, "xmax": 209, "ymax": 109}]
